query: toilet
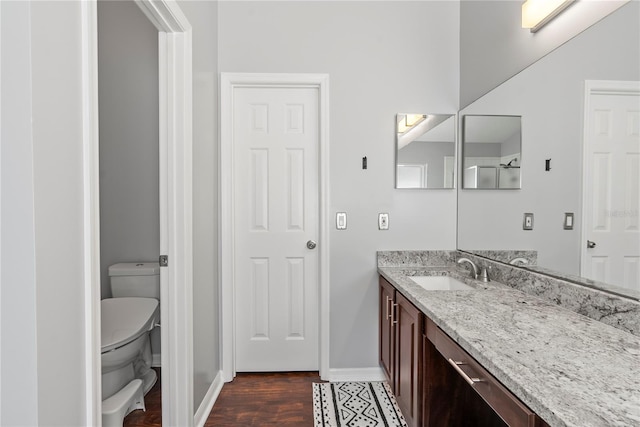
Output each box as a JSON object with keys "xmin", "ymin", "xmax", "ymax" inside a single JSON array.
[{"xmin": 101, "ymin": 262, "xmax": 160, "ymax": 427}]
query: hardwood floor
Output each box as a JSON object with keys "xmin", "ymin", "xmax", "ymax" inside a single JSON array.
[
  {"xmin": 123, "ymin": 370, "xmax": 322, "ymax": 426},
  {"xmin": 123, "ymin": 368, "xmax": 162, "ymax": 427},
  {"xmin": 207, "ymin": 372, "xmax": 322, "ymax": 426}
]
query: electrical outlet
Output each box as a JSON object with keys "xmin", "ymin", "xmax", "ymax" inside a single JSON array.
[
  {"xmin": 523, "ymin": 213, "xmax": 534, "ymax": 230},
  {"xmin": 378, "ymin": 213, "xmax": 389, "ymax": 230}
]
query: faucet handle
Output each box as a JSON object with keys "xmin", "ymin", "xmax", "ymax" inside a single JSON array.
[{"xmin": 479, "ymin": 267, "xmax": 491, "ymax": 282}]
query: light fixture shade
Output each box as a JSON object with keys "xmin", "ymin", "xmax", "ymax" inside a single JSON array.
[{"xmin": 522, "ymin": 0, "xmax": 575, "ymax": 33}]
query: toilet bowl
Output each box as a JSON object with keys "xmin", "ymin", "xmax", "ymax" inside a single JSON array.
[{"xmin": 101, "ymin": 297, "xmax": 159, "ymax": 426}]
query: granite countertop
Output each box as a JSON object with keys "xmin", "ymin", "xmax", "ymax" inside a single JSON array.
[{"xmin": 378, "ymin": 266, "xmax": 640, "ymax": 427}]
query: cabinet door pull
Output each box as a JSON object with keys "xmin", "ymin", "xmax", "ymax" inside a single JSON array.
[
  {"xmin": 392, "ymin": 303, "xmax": 399, "ymax": 325},
  {"xmin": 447, "ymin": 358, "xmax": 483, "ymax": 386},
  {"xmin": 386, "ymin": 296, "xmax": 391, "ymax": 319}
]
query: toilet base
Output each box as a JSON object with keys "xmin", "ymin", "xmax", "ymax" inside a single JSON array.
[
  {"xmin": 102, "ymin": 379, "xmax": 145, "ymax": 427},
  {"xmin": 141, "ymin": 368, "xmax": 158, "ymax": 395}
]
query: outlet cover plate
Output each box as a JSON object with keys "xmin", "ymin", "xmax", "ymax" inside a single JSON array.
[
  {"xmin": 523, "ymin": 213, "xmax": 534, "ymax": 230},
  {"xmin": 336, "ymin": 212, "xmax": 347, "ymax": 230},
  {"xmin": 378, "ymin": 213, "xmax": 389, "ymax": 230}
]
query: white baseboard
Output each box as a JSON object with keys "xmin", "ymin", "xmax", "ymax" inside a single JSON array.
[
  {"xmin": 194, "ymin": 370, "xmax": 224, "ymax": 427},
  {"xmin": 327, "ymin": 367, "xmax": 386, "ymax": 382}
]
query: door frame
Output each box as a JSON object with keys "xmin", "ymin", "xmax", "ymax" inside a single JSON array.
[
  {"xmin": 82, "ymin": 0, "xmax": 194, "ymax": 425},
  {"xmin": 220, "ymin": 73, "xmax": 330, "ymax": 381},
  {"xmin": 580, "ymin": 80, "xmax": 640, "ymax": 278}
]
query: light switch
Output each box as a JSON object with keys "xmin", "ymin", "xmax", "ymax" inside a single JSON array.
[
  {"xmin": 336, "ymin": 212, "xmax": 347, "ymax": 230},
  {"xmin": 378, "ymin": 213, "xmax": 389, "ymax": 230},
  {"xmin": 564, "ymin": 212, "xmax": 574, "ymax": 230},
  {"xmin": 523, "ymin": 213, "xmax": 534, "ymax": 230}
]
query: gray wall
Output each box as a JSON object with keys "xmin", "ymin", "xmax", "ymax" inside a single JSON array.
[
  {"xmin": 2, "ymin": 1, "xmax": 89, "ymax": 424},
  {"xmin": 179, "ymin": 0, "xmax": 220, "ymax": 412},
  {"xmin": 458, "ymin": 2, "xmax": 640, "ymax": 276},
  {"xmin": 98, "ymin": 0, "xmax": 160, "ymax": 299},
  {"xmin": 219, "ymin": 0, "xmax": 459, "ymax": 370},
  {"xmin": 459, "ymin": 0, "xmax": 629, "ymax": 108}
]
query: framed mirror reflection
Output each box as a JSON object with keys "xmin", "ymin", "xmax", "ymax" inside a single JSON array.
[
  {"xmin": 461, "ymin": 115, "xmax": 522, "ymax": 189},
  {"xmin": 395, "ymin": 113, "xmax": 456, "ymax": 189}
]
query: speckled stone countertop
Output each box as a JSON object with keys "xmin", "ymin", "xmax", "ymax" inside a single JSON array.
[{"xmin": 378, "ymin": 266, "xmax": 640, "ymax": 427}]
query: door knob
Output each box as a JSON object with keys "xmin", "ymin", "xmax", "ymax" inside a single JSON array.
[
  {"xmin": 587, "ymin": 240, "xmax": 597, "ymax": 249},
  {"xmin": 306, "ymin": 240, "xmax": 317, "ymax": 250}
]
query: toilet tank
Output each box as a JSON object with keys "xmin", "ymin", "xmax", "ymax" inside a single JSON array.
[{"xmin": 109, "ymin": 262, "xmax": 160, "ymax": 299}]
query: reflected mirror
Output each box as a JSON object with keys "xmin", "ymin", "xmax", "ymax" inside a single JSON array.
[
  {"xmin": 462, "ymin": 115, "xmax": 521, "ymax": 189},
  {"xmin": 457, "ymin": 2, "xmax": 640, "ymax": 298},
  {"xmin": 396, "ymin": 114, "xmax": 456, "ymax": 189}
]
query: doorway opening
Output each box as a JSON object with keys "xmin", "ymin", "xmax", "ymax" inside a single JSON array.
[{"xmin": 83, "ymin": 0, "xmax": 193, "ymax": 425}]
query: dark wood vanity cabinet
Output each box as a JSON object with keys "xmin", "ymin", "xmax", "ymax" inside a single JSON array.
[
  {"xmin": 422, "ymin": 317, "xmax": 549, "ymax": 427},
  {"xmin": 379, "ymin": 277, "xmax": 422, "ymax": 427},
  {"xmin": 379, "ymin": 276, "xmax": 550, "ymax": 427},
  {"xmin": 394, "ymin": 291, "xmax": 422, "ymax": 427},
  {"xmin": 379, "ymin": 277, "xmax": 395, "ymax": 385}
]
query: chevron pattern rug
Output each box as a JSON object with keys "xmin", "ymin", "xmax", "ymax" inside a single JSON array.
[{"xmin": 313, "ymin": 381, "xmax": 408, "ymax": 426}]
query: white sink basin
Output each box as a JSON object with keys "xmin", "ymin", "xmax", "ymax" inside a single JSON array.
[{"xmin": 410, "ymin": 276, "xmax": 474, "ymax": 291}]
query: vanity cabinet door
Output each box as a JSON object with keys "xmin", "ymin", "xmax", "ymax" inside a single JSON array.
[
  {"xmin": 394, "ymin": 292, "xmax": 422, "ymax": 427},
  {"xmin": 379, "ymin": 277, "xmax": 395, "ymax": 386}
]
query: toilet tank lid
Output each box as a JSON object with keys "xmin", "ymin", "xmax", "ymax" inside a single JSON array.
[{"xmin": 109, "ymin": 262, "xmax": 160, "ymax": 276}]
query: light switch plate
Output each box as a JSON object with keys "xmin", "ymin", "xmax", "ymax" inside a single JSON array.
[
  {"xmin": 336, "ymin": 212, "xmax": 347, "ymax": 230},
  {"xmin": 564, "ymin": 212, "xmax": 574, "ymax": 230},
  {"xmin": 378, "ymin": 213, "xmax": 389, "ymax": 230},
  {"xmin": 523, "ymin": 213, "xmax": 534, "ymax": 230}
]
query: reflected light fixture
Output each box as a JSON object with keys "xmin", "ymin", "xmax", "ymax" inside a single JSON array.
[
  {"xmin": 397, "ymin": 114, "xmax": 426, "ymax": 134},
  {"xmin": 522, "ymin": 0, "xmax": 575, "ymax": 33}
]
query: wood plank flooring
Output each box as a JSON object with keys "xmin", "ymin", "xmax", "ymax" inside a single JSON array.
[
  {"xmin": 123, "ymin": 368, "xmax": 162, "ymax": 427},
  {"xmin": 123, "ymin": 370, "xmax": 322, "ymax": 426}
]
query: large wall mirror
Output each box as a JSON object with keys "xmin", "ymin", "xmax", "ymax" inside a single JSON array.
[
  {"xmin": 462, "ymin": 115, "xmax": 521, "ymax": 189},
  {"xmin": 396, "ymin": 113, "xmax": 456, "ymax": 189},
  {"xmin": 457, "ymin": 2, "xmax": 640, "ymax": 299}
]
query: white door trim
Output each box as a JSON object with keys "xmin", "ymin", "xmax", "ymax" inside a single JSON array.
[
  {"xmin": 80, "ymin": 2, "xmax": 101, "ymax": 425},
  {"xmin": 83, "ymin": 1, "xmax": 194, "ymax": 425},
  {"xmin": 581, "ymin": 80, "xmax": 640, "ymax": 278},
  {"xmin": 220, "ymin": 73, "xmax": 331, "ymax": 381}
]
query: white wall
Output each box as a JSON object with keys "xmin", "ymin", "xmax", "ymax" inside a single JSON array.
[
  {"xmin": 458, "ymin": 2, "xmax": 640, "ymax": 276},
  {"xmin": 0, "ymin": 1, "xmax": 39, "ymax": 425},
  {"xmin": 98, "ymin": 0, "xmax": 160, "ymax": 299},
  {"xmin": 178, "ymin": 0, "xmax": 220, "ymax": 413},
  {"xmin": 31, "ymin": 1, "xmax": 88, "ymax": 424},
  {"xmin": 2, "ymin": 2, "xmax": 89, "ymax": 423},
  {"xmin": 460, "ymin": 0, "xmax": 629, "ymax": 107},
  {"xmin": 219, "ymin": 1, "xmax": 459, "ymax": 370}
]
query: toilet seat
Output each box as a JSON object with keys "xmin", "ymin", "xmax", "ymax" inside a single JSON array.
[{"xmin": 101, "ymin": 297, "xmax": 159, "ymax": 353}]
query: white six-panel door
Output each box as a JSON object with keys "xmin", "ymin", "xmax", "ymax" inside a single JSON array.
[
  {"xmin": 233, "ymin": 86, "xmax": 319, "ymax": 371},
  {"xmin": 582, "ymin": 81, "xmax": 640, "ymax": 292}
]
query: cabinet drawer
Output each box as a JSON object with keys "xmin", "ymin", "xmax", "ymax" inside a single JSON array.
[{"xmin": 432, "ymin": 323, "xmax": 538, "ymax": 427}]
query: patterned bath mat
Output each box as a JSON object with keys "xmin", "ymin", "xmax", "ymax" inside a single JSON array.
[{"xmin": 313, "ymin": 381, "xmax": 408, "ymax": 426}]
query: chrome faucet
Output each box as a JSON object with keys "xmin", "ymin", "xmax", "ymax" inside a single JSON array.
[
  {"xmin": 457, "ymin": 257, "xmax": 479, "ymax": 279},
  {"xmin": 509, "ymin": 257, "xmax": 529, "ymax": 265}
]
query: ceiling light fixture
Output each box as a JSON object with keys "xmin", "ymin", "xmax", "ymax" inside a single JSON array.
[{"xmin": 522, "ymin": 0, "xmax": 575, "ymax": 33}]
